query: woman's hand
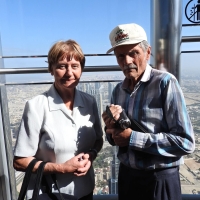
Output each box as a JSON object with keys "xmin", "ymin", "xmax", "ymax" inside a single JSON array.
[
  {"xmin": 61, "ymin": 153, "xmax": 88, "ymax": 174},
  {"xmin": 14, "ymin": 153, "xmax": 94, "ymax": 176},
  {"xmin": 74, "ymin": 153, "xmax": 92, "ymax": 176}
]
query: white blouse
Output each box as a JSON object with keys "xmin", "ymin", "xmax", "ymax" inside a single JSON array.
[{"xmin": 14, "ymin": 84, "xmax": 103, "ymax": 199}]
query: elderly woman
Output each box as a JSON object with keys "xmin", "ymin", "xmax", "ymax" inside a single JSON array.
[{"xmin": 13, "ymin": 40, "xmax": 103, "ymax": 200}]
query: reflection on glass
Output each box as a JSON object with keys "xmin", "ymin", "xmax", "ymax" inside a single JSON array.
[
  {"xmin": 7, "ymin": 82, "xmax": 121, "ymax": 196},
  {"xmin": 6, "ymin": 79, "xmax": 200, "ymax": 195},
  {"xmin": 179, "ymin": 76, "xmax": 200, "ymax": 194}
]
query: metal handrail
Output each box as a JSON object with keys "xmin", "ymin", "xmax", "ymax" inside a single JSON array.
[
  {"xmin": 93, "ymin": 194, "xmax": 200, "ymax": 200},
  {"xmin": 182, "ymin": 24, "xmax": 200, "ymax": 27},
  {"xmin": 0, "ymin": 54, "xmax": 114, "ymax": 59},
  {"xmin": 182, "ymin": 36, "xmax": 200, "ymax": 43},
  {"xmin": 0, "ymin": 65, "xmax": 121, "ymax": 74},
  {"xmin": 0, "ymin": 35, "xmax": 200, "ymax": 60},
  {"xmin": 181, "ymin": 50, "xmax": 200, "ymax": 53}
]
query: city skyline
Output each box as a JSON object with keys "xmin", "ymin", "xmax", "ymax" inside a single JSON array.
[{"xmin": 7, "ymin": 73, "xmax": 200, "ymax": 195}]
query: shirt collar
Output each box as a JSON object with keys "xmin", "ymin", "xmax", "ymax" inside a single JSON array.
[
  {"xmin": 122, "ymin": 64, "xmax": 152, "ymax": 90},
  {"xmin": 47, "ymin": 84, "xmax": 84, "ymax": 111}
]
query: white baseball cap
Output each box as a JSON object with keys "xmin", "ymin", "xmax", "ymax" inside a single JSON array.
[{"xmin": 106, "ymin": 23, "xmax": 147, "ymax": 54}]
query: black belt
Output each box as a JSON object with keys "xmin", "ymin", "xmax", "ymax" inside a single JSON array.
[{"xmin": 121, "ymin": 163, "xmax": 178, "ymax": 176}]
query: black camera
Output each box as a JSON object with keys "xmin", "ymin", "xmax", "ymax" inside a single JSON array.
[{"xmin": 106, "ymin": 106, "xmax": 131, "ymax": 129}]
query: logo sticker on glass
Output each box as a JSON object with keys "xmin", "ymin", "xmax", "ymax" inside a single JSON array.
[{"xmin": 185, "ymin": 0, "xmax": 200, "ymax": 23}]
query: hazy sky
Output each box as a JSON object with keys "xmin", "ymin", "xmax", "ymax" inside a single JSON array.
[{"xmin": 0, "ymin": 0, "xmax": 199, "ymax": 82}]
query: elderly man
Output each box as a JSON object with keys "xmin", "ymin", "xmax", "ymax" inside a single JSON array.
[{"xmin": 102, "ymin": 23, "xmax": 195, "ymax": 200}]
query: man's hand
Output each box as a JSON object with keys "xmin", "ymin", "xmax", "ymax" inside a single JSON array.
[
  {"xmin": 106, "ymin": 128, "xmax": 132, "ymax": 147},
  {"xmin": 102, "ymin": 111, "xmax": 115, "ymax": 128},
  {"xmin": 102, "ymin": 104, "xmax": 123, "ymax": 128}
]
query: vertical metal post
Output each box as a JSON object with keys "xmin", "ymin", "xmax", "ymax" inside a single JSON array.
[
  {"xmin": 0, "ymin": 35, "xmax": 17, "ymax": 200},
  {"xmin": 151, "ymin": 0, "xmax": 182, "ymax": 81}
]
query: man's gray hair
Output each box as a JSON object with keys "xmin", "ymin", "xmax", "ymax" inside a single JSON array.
[{"xmin": 138, "ymin": 40, "xmax": 150, "ymax": 52}]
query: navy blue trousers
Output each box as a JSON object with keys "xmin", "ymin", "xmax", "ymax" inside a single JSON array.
[
  {"xmin": 118, "ymin": 163, "xmax": 182, "ymax": 200},
  {"xmin": 79, "ymin": 191, "xmax": 93, "ymax": 200}
]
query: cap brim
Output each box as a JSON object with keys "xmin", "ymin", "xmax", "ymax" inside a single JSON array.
[
  {"xmin": 106, "ymin": 47, "xmax": 115, "ymax": 54},
  {"xmin": 106, "ymin": 39, "xmax": 147, "ymax": 54}
]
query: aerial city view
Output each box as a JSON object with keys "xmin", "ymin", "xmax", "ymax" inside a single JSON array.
[{"xmin": 6, "ymin": 72, "xmax": 200, "ymax": 195}]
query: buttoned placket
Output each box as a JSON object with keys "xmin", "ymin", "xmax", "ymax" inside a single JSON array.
[{"xmin": 128, "ymin": 81, "xmax": 142, "ymax": 119}]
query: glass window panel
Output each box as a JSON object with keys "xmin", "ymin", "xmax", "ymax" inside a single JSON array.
[
  {"xmin": 0, "ymin": 0, "xmax": 151, "ymax": 67},
  {"xmin": 180, "ymin": 53, "xmax": 200, "ymax": 194},
  {"xmin": 1, "ymin": 0, "xmax": 200, "ymax": 198},
  {"xmin": 6, "ymin": 82, "xmax": 122, "ymax": 196}
]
